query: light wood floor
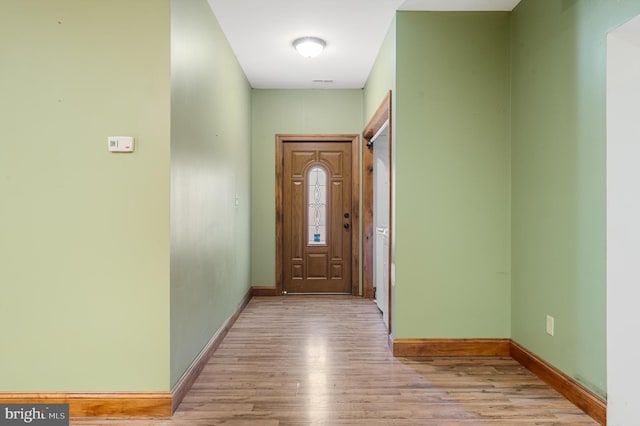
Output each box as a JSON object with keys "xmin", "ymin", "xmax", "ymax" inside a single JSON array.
[{"xmin": 72, "ymin": 296, "xmax": 597, "ymax": 425}]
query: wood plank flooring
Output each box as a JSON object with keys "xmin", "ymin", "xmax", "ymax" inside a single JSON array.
[{"xmin": 71, "ymin": 296, "xmax": 597, "ymax": 425}]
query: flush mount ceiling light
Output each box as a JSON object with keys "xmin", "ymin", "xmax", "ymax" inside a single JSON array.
[{"xmin": 293, "ymin": 37, "xmax": 326, "ymax": 58}]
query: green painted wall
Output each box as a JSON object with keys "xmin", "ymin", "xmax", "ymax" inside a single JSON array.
[
  {"xmin": 0, "ymin": 0, "xmax": 171, "ymax": 390},
  {"xmin": 170, "ymin": 0, "xmax": 252, "ymax": 387},
  {"xmin": 364, "ymin": 16, "xmax": 396, "ymax": 125},
  {"xmin": 251, "ymin": 90, "xmax": 363, "ymax": 287},
  {"xmin": 511, "ymin": 0, "xmax": 640, "ymax": 399},
  {"xmin": 4, "ymin": 0, "xmax": 634, "ymax": 402},
  {"xmin": 394, "ymin": 12, "xmax": 511, "ymax": 338}
]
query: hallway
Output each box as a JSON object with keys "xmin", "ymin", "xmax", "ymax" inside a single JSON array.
[{"xmin": 72, "ymin": 296, "xmax": 597, "ymax": 425}]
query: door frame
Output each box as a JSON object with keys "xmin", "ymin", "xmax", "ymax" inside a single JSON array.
[
  {"xmin": 275, "ymin": 134, "xmax": 360, "ymax": 296},
  {"xmin": 362, "ymin": 91, "xmax": 393, "ymax": 331}
]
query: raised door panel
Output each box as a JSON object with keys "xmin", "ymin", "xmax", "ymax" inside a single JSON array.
[
  {"xmin": 291, "ymin": 152, "xmax": 315, "ymax": 177},
  {"xmin": 319, "ymin": 152, "xmax": 344, "ymax": 177}
]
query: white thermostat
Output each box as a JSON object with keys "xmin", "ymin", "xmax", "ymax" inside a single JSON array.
[{"xmin": 108, "ymin": 136, "xmax": 135, "ymax": 152}]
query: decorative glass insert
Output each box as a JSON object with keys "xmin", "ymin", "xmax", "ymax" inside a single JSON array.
[{"xmin": 308, "ymin": 166, "xmax": 327, "ymax": 245}]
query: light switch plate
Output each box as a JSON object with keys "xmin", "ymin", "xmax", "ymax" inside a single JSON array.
[{"xmin": 108, "ymin": 136, "xmax": 135, "ymax": 152}]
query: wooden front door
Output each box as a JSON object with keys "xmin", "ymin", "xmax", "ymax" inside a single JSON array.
[{"xmin": 282, "ymin": 141, "xmax": 353, "ymax": 293}]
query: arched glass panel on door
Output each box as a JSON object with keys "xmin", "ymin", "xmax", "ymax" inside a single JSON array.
[{"xmin": 308, "ymin": 166, "xmax": 327, "ymax": 245}]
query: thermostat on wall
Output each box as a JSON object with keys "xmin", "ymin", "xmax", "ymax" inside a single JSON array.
[{"xmin": 108, "ymin": 136, "xmax": 135, "ymax": 152}]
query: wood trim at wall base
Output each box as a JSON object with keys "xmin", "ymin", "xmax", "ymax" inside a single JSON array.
[
  {"xmin": 391, "ymin": 338, "xmax": 605, "ymax": 424},
  {"xmin": 393, "ymin": 338, "xmax": 511, "ymax": 357},
  {"xmin": 0, "ymin": 392, "xmax": 172, "ymax": 417},
  {"xmin": 171, "ymin": 287, "xmax": 253, "ymax": 413},
  {"xmin": 251, "ymin": 286, "xmax": 278, "ymax": 296},
  {"xmin": 510, "ymin": 340, "xmax": 606, "ymax": 425}
]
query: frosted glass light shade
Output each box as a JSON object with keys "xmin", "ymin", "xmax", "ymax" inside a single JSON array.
[{"xmin": 293, "ymin": 37, "xmax": 326, "ymax": 58}]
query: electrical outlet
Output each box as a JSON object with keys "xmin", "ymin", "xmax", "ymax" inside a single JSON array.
[{"xmin": 546, "ymin": 315, "xmax": 555, "ymax": 336}]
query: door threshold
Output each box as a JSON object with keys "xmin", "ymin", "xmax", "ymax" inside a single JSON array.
[{"xmin": 283, "ymin": 292, "xmax": 352, "ymax": 296}]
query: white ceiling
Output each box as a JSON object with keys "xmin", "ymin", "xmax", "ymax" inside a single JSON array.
[{"xmin": 206, "ymin": 0, "xmax": 521, "ymax": 89}]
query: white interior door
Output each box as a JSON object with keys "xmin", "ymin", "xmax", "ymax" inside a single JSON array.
[{"xmin": 373, "ymin": 122, "xmax": 390, "ymax": 328}]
